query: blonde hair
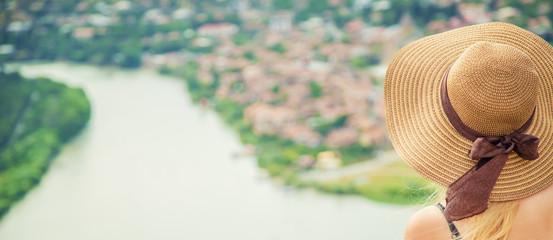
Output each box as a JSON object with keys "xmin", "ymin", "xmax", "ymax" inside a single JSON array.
[
  {"xmin": 461, "ymin": 200, "xmax": 520, "ymax": 240},
  {"xmin": 428, "ymin": 187, "xmax": 520, "ymax": 240}
]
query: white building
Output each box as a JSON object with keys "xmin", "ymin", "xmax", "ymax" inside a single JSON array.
[{"xmin": 269, "ymin": 11, "xmax": 294, "ymax": 32}]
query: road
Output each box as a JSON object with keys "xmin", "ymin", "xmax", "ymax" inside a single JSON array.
[{"xmin": 299, "ymin": 150, "xmax": 402, "ymax": 182}]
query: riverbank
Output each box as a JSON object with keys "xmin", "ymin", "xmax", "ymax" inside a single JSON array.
[
  {"xmin": 159, "ymin": 64, "xmax": 433, "ymax": 205},
  {"xmin": 0, "ymin": 70, "xmax": 91, "ymax": 217}
]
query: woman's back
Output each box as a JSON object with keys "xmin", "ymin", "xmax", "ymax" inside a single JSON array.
[
  {"xmin": 405, "ymin": 183, "xmax": 553, "ymax": 240},
  {"xmin": 509, "ymin": 183, "xmax": 553, "ymax": 239}
]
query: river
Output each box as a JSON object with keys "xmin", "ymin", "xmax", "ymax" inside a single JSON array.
[{"xmin": 0, "ymin": 63, "xmax": 416, "ymax": 240}]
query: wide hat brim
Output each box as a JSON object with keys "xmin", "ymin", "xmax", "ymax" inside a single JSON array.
[{"xmin": 385, "ymin": 22, "xmax": 553, "ymax": 202}]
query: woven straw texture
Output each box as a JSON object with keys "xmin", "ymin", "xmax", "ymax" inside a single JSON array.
[{"xmin": 385, "ymin": 22, "xmax": 553, "ymax": 202}]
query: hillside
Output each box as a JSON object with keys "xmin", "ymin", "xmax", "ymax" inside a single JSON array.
[{"xmin": 0, "ymin": 70, "xmax": 91, "ymax": 217}]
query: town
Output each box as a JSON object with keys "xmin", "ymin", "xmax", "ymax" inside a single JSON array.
[{"xmin": 2, "ymin": 0, "xmax": 552, "ymax": 204}]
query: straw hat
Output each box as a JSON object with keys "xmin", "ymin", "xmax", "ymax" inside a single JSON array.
[{"xmin": 385, "ymin": 22, "xmax": 553, "ymax": 203}]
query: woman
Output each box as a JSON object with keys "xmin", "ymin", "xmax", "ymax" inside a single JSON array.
[{"xmin": 384, "ymin": 22, "xmax": 553, "ymax": 239}]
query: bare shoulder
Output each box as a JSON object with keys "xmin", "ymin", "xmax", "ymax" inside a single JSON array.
[{"xmin": 404, "ymin": 205, "xmax": 452, "ymax": 240}]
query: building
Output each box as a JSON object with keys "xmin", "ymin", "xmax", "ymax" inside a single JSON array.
[
  {"xmin": 315, "ymin": 151, "xmax": 342, "ymax": 170},
  {"xmin": 197, "ymin": 23, "xmax": 239, "ymax": 37},
  {"xmin": 72, "ymin": 27, "xmax": 95, "ymax": 39},
  {"xmin": 269, "ymin": 11, "xmax": 294, "ymax": 32}
]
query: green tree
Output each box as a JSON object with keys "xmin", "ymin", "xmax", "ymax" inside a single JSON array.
[
  {"xmin": 274, "ymin": 0, "xmax": 294, "ymax": 10},
  {"xmin": 309, "ymin": 81, "xmax": 323, "ymax": 98},
  {"xmin": 119, "ymin": 40, "xmax": 143, "ymax": 68},
  {"xmin": 268, "ymin": 43, "xmax": 286, "ymax": 54}
]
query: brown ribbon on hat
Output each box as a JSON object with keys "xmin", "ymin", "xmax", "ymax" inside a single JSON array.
[{"xmin": 440, "ymin": 68, "xmax": 540, "ymax": 221}]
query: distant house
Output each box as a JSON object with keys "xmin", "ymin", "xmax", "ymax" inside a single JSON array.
[
  {"xmin": 113, "ymin": 1, "xmax": 132, "ymax": 11},
  {"xmin": 298, "ymin": 155, "xmax": 316, "ymax": 168},
  {"xmin": 172, "ymin": 8, "xmax": 193, "ymax": 20},
  {"xmin": 324, "ymin": 127, "xmax": 359, "ymax": 148},
  {"xmin": 243, "ymin": 102, "xmax": 298, "ymax": 135},
  {"xmin": 426, "ymin": 20, "xmax": 449, "ymax": 34},
  {"xmin": 299, "ymin": 17, "xmax": 324, "ymax": 31},
  {"xmin": 458, "ymin": 3, "xmax": 491, "ymax": 24},
  {"xmin": 263, "ymin": 32, "xmax": 285, "ymax": 46},
  {"xmin": 88, "ymin": 14, "xmax": 113, "ymax": 27},
  {"xmin": 328, "ymin": 0, "xmax": 343, "ymax": 6},
  {"xmin": 197, "ymin": 23, "xmax": 239, "ymax": 37},
  {"xmin": 281, "ymin": 83, "xmax": 310, "ymax": 107},
  {"xmin": 285, "ymin": 41, "xmax": 312, "ymax": 59},
  {"xmin": 345, "ymin": 19, "xmax": 365, "ymax": 33},
  {"xmin": 228, "ymin": 57, "xmax": 252, "ymax": 69},
  {"xmin": 353, "ymin": 0, "xmax": 371, "ymax": 12},
  {"xmin": 360, "ymin": 26, "xmax": 387, "ymax": 44},
  {"xmin": 315, "ymin": 151, "xmax": 342, "ymax": 170},
  {"xmin": 0, "ymin": 44, "xmax": 15, "ymax": 55},
  {"xmin": 321, "ymin": 41, "xmax": 357, "ymax": 62},
  {"xmin": 30, "ymin": 1, "xmax": 46, "ymax": 11},
  {"xmin": 141, "ymin": 52, "xmax": 188, "ymax": 69},
  {"xmin": 495, "ymin": 7, "xmax": 520, "ymax": 22},
  {"xmin": 215, "ymin": 72, "xmax": 241, "ymax": 99},
  {"xmin": 196, "ymin": 69, "xmax": 215, "ymax": 85},
  {"xmin": 269, "ymin": 11, "xmax": 294, "ymax": 32},
  {"xmin": 281, "ymin": 123, "xmax": 322, "ymax": 147},
  {"xmin": 75, "ymin": 2, "xmax": 89, "ymax": 12},
  {"xmin": 241, "ymin": 64, "xmax": 277, "ymax": 97},
  {"xmin": 72, "ymin": 27, "xmax": 95, "ymax": 39},
  {"xmin": 166, "ymin": 31, "xmax": 181, "ymax": 41},
  {"xmin": 231, "ymin": 0, "xmax": 250, "ymax": 12},
  {"xmin": 315, "ymin": 96, "xmax": 347, "ymax": 120},
  {"xmin": 214, "ymin": 43, "xmax": 233, "ymax": 57},
  {"xmin": 359, "ymin": 126, "xmax": 388, "ymax": 146},
  {"xmin": 192, "ymin": 37, "xmax": 213, "ymax": 48},
  {"xmin": 239, "ymin": 9, "xmax": 264, "ymax": 30},
  {"xmin": 144, "ymin": 9, "xmax": 170, "ymax": 25},
  {"xmin": 373, "ymin": 95, "xmax": 386, "ymax": 120},
  {"xmin": 196, "ymin": 54, "xmax": 217, "ymax": 69},
  {"xmin": 7, "ymin": 21, "xmax": 32, "ymax": 33},
  {"xmin": 528, "ymin": 16, "xmax": 552, "ymax": 35}
]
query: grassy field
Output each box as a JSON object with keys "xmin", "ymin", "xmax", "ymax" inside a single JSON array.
[{"xmin": 305, "ymin": 160, "xmax": 438, "ymax": 205}]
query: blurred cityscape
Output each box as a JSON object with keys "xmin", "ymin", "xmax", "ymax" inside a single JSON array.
[{"xmin": 2, "ymin": 0, "xmax": 553, "ymax": 204}]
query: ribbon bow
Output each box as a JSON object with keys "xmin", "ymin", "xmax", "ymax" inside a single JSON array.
[
  {"xmin": 469, "ymin": 135, "xmax": 539, "ymax": 161},
  {"xmin": 444, "ymin": 134, "xmax": 539, "ymax": 221},
  {"xmin": 440, "ymin": 68, "xmax": 540, "ymax": 221}
]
